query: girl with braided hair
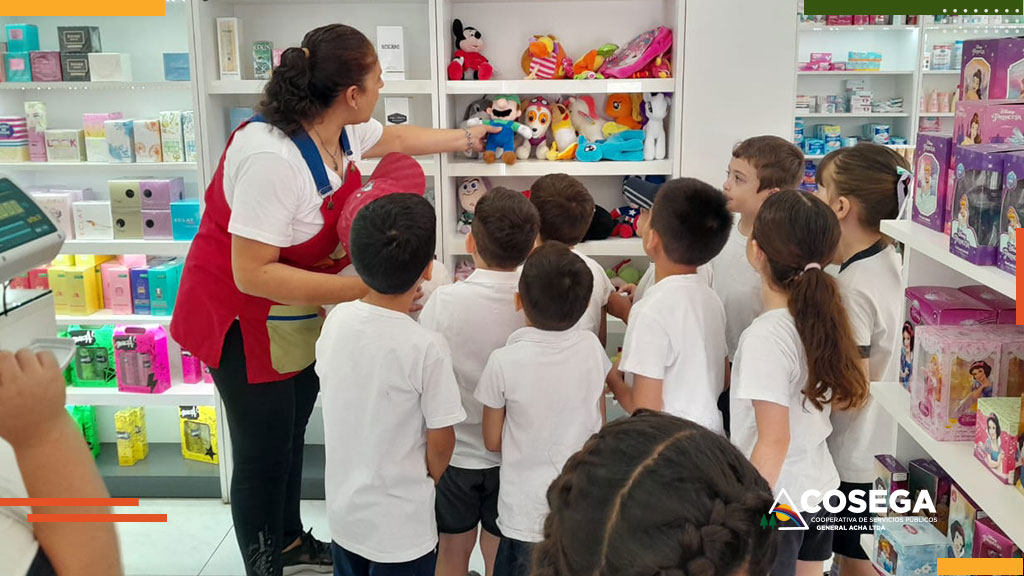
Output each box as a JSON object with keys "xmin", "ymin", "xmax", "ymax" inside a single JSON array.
[
  {"xmin": 730, "ymin": 190, "xmax": 868, "ymax": 576},
  {"xmin": 533, "ymin": 411, "xmax": 778, "ymax": 576}
]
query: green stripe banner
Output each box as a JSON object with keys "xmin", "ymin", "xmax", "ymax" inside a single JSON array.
[{"xmin": 804, "ymin": 1, "xmax": 1022, "ymax": 15}]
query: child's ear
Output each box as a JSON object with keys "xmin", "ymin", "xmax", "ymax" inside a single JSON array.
[
  {"xmin": 422, "ymin": 260, "xmax": 434, "ymax": 282},
  {"xmin": 466, "ymin": 232, "xmax": 476, "ymax": 255},
  {"xmin": 644, "ymin": 227, "xmax": 661, "ymax": 256},
  {"xmin": 748, "ymin": 238, "xmax": 766, "ymax": 272},
  {"xmin": 834, "ymin": 196, "xmax": 853, "ymax": 221},
  {"xmin": 514, "ymin": 292, "xmax": 523, "ymax": 312}
]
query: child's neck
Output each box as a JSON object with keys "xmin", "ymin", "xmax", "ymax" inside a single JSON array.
[
  {"xmin": 471, "ymin": 253, "xmax": 518, "ymax": 273},
  {"xmin": 363, "ymin": 289, "xmax": 418, "ymax": 315},
  {"xmin": 760, "ymin": 277, "xmax": 789, "ymax": 313},
  {"xmin": 653, "ymin": 256, "xmax": 698, "ymax": 282},
  {"xmin": 736, "ymin": 212, "xmax": 755, "ymax": 237},
  {"xmin": 836, "ymin": 224, "xmax": 883, "ymax": 265}
]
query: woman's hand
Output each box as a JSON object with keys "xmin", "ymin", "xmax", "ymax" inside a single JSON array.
[
  {"xmin": 466, "ymin": 124, "xmax": 502, "ymax": 153},
  {"xmin": 368, "ymin": 124, "xmax": 502, "ymax": 157}
]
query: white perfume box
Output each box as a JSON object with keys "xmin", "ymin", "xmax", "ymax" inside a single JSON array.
[
  {"xmin": 85, "ymin": 137, "xmax": 111, "ymax": 163},
  {"xmin": 73, "ymin": 201, "xmax": 114, "ymax": 240},
  {"xmin": 376, "ymin": 26, "xmax": 405, "ymax": 80},
  {"xmin": 87, "ymin": 53, "xmax": 132, "ymax": 81},
  {"xmin": 217, "ymin": 18, "xmax": 241, "ymax": 80},
  {"xmin": 133, "ymin": 119, "xmax": 163, "ymax": 163},
  {"xmin": 385, "ymin": 97, "xmax": 411, "ymax": 126}
]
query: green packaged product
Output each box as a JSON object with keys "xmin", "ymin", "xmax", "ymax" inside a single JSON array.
[
  {"xmin": 66, "ymin": 405, "xmax": 100, "ymax": 458},
  {"xmin": 253, "ymin": 41, "xmax": 273, "ymax": 80},
  {"xmin": 67, "ymin": 325, "xmax": 116, "ymax": 387}
]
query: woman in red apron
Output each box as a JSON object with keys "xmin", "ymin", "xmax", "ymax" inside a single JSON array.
[{"xmin": 171, "ymin": 25, "xmax": 496, "ymax": 576}]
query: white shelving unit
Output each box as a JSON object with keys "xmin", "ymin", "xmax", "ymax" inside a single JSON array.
[
  {"xmin": 59, "ymin": 239, "xmax": 192, "ymax": 257},
  {"xmin": 56, "ymin": 310, "xmax": 174, "ymax": 327},
  {"xmin": 66, "ymin": 382, "xmax": 215, "ymax": 407},
  {"xmin": 0, "ymin": 161, "xmax": 197, "ymax": 171},
  {"xmin": 0, "ymin": 81, "xmax": 192, "ymax": 91}
]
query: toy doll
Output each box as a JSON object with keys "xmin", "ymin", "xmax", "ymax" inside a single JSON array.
[
  {"xmin": 572, "ymin": 44, "xmax": 618, "ymax": 79},
  {"xmin": 461, "ymin": 96, "xmax": 491, "ymax": 159},
  {"xmin": 956, "ymin": 360, "xmax": 994, "ymax": 416},
  {"xmin": 1000, "ymin": 206, "xmax": 1019, "ymax": 263},
  {"xmin": 516, "ymin": 97, "xmax": 552, "ymax": 160},
  {"xmin": 466, "ymin": 95, "xmax": 533, "ymax": 165},
  {"xmin": 900, "ymin": 322, "xmax": 914, "ymax": 388},
  {"xmin": 985, "ymin": 413, "xmax": 1003, "ymax": 469},
  {"xmin": 951, "ymin": 195, "xmax": 979, "ymax": 246},
  {"xmin": 448, "ymin": 19, "xmax": 493, "ymax": 81},
  {"xmin": 604, "ymin": 93, "xmax": 644, "ymax": 134},
  {"xmin": 457, "ymin": 177, "xmax": 489, "ymax": 233}
]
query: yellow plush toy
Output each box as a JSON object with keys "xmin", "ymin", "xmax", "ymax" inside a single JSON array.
[{"xmin": 546, "ymin": 101, "xmax": 578, "ymax": 160}]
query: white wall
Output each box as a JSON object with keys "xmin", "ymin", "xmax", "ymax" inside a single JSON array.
[{"xmin": 680, "ymin": 0, "xmax": 798, "ymax": 185}]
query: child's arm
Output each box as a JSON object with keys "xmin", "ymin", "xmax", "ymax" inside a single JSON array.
[
  {"xmin": 749, "ymin": 400, "xmax": 790, "ymax": 489},
  {"xmin": 426, "ymin": 426, "xmax": 456, "ymax": 484},
  {"xmin": 606, "ymin": 292, "xmax": 631, "ymax": 324},
  {"xmin": 599, "ymin": 306, "xmax": 608, "ymax": 348},
  {"xmin": 482, "ymin": 406, "xmax": 505, "ymax": 452},
  {"xmin": 606, "ymin": 359, "xmax": 635, "ymax": 414},
  {"xmin": 632, "ymin": 375, "xmax": 664, "ymax": 412}
]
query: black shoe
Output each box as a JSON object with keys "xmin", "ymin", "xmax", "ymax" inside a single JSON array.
[{"xmin": 282, "ymin": 529, "xmax": 333, "ymax": 574}]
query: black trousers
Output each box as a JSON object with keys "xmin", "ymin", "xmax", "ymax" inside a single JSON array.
[{"xmin": 210, "ymin": 321, "xmax": 320, "ymax": 576}]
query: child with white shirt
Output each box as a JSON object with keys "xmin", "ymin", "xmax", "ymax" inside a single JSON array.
[
  {"xmin": 814, "ymin": 144, "xmax": 908, "ymax": 576},
  {"xmin": 530, "ymin": 173, "xmax": 628, "ymax": 344},
  {"xmin": 419, "ymin": 188, "xmax": 540, "ymax": 576},
  {"xmin": 729, "ymin": 190, "xmax": 868, "ymax": 576},
  {"xmin": 609, "ymin": 178, "xmax": 731, "ymax": 435},
  {"xmin": 475, "ymin": 242, "xmax": 610, "ymax": 576},
  {"xmin": 316, "ymin": 194, "xmax": 466, "ymax": 576}
]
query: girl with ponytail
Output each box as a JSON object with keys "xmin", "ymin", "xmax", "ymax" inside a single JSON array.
[
  {"xmin": 815, "ymin": 143, "xmax": 909, "ymax": 576},
  {"xmin": 729, "ymin": 190, "xmax": 867, "ymax": 576}
]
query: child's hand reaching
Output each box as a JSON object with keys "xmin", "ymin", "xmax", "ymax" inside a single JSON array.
[{"xmin": 0, "ymin": 349, "xmax": 67, "ymax": 450}]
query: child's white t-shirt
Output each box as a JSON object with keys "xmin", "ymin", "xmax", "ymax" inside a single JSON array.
[
  {"xmin": 632, "ymin": 263, "xmax": 712, "ymax": 303},
  {"xmin": 829, "ymin": 243, "xmax": 901, "ymax": 483},
  {"xmin": 475, "ymin": 327, "xmax": 609, "ymax": 543},
  {"xmin": 419, "ymin": 268, "xmax": 526, "ymax": 470},
  {"xmin": 316, "ymin": 300, "xmax": 466, "ymax": 563},
  {"xmin": 711, "ymin": 222, "xmax": 762, "ymax": 360},
  {"xmin": 619, "ymin": 274, "xmax": 727, "ymax": 434},
  {"xmin": 0, "ymin": 440, "xmax": 37, "ymax": 576},
  {"xmin": 571, "ymin": 249, "xmax": 615, "ymax": 337},
  {"xmin": 730, "ymin": 308, "xmax": 839, "ymax": 510}
]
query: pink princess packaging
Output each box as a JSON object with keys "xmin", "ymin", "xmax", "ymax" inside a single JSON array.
[
  {"xmin": 949, "ymin": 145, "xmax": 1023, "ymax": 266},
  {"xmin": 913, "ymin": 134, "xmax": 953, "ymax": 232},
  {"xmin": 973, "ymin": 396, "xmax": 1022, "ymax": 485},
  {"xmin": 999, "ymin": 152, "xmax": 1024, "ymax": 274}
]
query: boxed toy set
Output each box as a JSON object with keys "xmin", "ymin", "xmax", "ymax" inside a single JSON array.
[
  {"xmin": 66, "ymin": 405, "xmax": 100, "ymax": 459},
  {"xmin": 874, "ymin": 455, "xmax": 909, "ymax": 518},
  {"xmin": 961, "ymin": 38, "xmax": 1024, "ymax": 101},
  {"xmin": 958, "ymin": 285, "xmax": 1016, "ymax": 324},
  {"xmin": 113, "ymin": 325, "xmax": 171, "ymax": 394},
  {"xmin": 67, "ymin": 325, "xmax": 116, "ymax": 387},
  {"xmin": 948, "ymin": 484, "xmax": 984, "ymax": 559},
  {"xmin": 872, "ymin": 518, "xmax": 952, "ymax": 576},
  {"xmin": 179, "ymin": 406, "xmax": 219, "ymax": 464},
  {"xmin": 950, "ymin": 144, "xmax": 1022, "ymax": 266},
  {"xmin": 913, "ymin": 134, "xmax": 953, "ymax": 231},
  {"xmin": 999, "ymin": 151, "xmax": 1024, "ymax": 274},
  {"xmin": 972, "ymin": 516, "xmax": 1021, "ymax": 559},
  {"xmin": 974, "ymin": 396, "xmax": 1022, "ymax": 485},
  {"xmin": 908, "ymin": 459, "xmax": 952, "ymax": 534}
]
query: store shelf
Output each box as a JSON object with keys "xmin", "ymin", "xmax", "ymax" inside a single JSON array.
[
  {"xmin": 805, "ymin": 144, "xmax": 914, "ymax": 161},
  {"xmin": 66, "ymin": 381, "xmax": 215, "ymax": 407},
  {"xmin": 921, "ymin": 69, "xmax": 961, "ymax": 76},
  {"xmin": 0, "ymin": 162, "xmax": 197, "ymax": 172},
  {"xmin": 446, "ymin": 158, "xmax": 672, "ymax": 177},
  {"xmin": 925, "ymin": 23, "xmax": 1024, "ymax": 31},
  {"xmin": 796, "ymin": 112, "xmax": 910, "ymax": 118},
  {"xmin": 880, "ymin": 219, "xmax": 1015, "ymax": 299},
  {"xmin": 96, "ymin": 442, "xmax": 220, "ymax": 499},
  {"xmin": 356, "ymin": 156, "xmax": 439, "ymax": 177},
  {"xmin": 56, "ymin": 309, "xmax": 172, "ymax": 327},
  {"xmin": 60, "ymin": 239, "xmax": 191, "ymax": 257},
  {"xmin": 798, "ymin": 24, "xmax": 920, "ymax": 32},
  {"xmin": 797, "ymin": 70, "xmax": 915, "ymax": 76},
  {"xmin": 0, "ymin": 81, "xmax": 192, "ymax": 91},
  {"xmin": 208, "ymin": 78, "xmax": 434, "ymax": 95},
  {"xmin": 919, "ymin": 112, "xmax": 955, "ymax": 118},
  {"xmin": 448, "ymin": 234, "xmax": 643, "ymax": 257},
  {"xmin": 871, "ymin": 382, "xmax": 1024, "ymax": 546},
  {"xmin": 446, "ymin": 78, "xmax": 675, "ymax": 95}
]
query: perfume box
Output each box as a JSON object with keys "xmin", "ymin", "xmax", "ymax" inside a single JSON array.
[
  {"xmin": 57, "ymin": 26, "xmax": 101, "ymax": 53},
  {"xmin": 61, "ymin": 53, "xmax": 90, "ymax": 81},
  {"xmin": 216, "ymin": 18, "xmax": 241, "ymax": 80},
  {"xmin": 29, "ymin": 51, "xmax": 62, "ymax": 82},
  {"xmin": 162, "ymin": 52, "xmax": 190, "ymax": 81},
  {"xmin": 253, "ymin": 41, "xmax": 272, "ymax": 80},
  {"xmin": 88, "ymin": 53, "xmax": 132, "ymax": 81},
  {"xmin": 376, "ymin": 26, "xmax": 405, "ymax": 80},
  {"xmin": 44, "ymin": 129, "xmax": 85, "ymax": 162}
]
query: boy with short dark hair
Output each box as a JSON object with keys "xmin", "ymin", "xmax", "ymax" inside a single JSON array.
[
  {"xmin": 476, "ymin": 242, "xmax": 610, "ymax": 576},
  {"xmin": 419, "ymin": 188, "xmax": 540, "ymax": 576},
  {"xmin": 609, "ymin": 178, "xmax": 732, "ymax": 435},
  {"xmin": 317, "ymin": 193, "xmax": 466, "ymax": 576}
]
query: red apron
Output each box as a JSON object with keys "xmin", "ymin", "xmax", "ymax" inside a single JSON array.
[{"xmin": 170, "ymin": 116, "xmax": 361, "ymax": 384}]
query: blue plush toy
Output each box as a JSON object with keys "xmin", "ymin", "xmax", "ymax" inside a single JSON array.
[{"xmin": 575, "ymin": 130, "xmax": 645, "ymax": 162}]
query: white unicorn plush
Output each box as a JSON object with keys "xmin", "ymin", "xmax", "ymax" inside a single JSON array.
[{"xmin": 643, "ymin": 92, "xmax": 669, "ymax": 161}]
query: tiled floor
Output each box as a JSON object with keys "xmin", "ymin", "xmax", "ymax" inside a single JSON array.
[{"xmin": 116, "ymin": 499, "xmax": 486, "ymax": 576}]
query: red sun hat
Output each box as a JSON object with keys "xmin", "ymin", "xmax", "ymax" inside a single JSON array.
[{"xmin": 337, "ymin": 152, "xmax": 426, "ymax": 254}]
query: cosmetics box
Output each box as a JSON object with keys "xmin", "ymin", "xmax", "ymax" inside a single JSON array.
[
  {"xmin": 130, "ymin": 267, "xmax": 151, "ymax": 315},
  {"xmin": 113, "ymin": 209, "xmax": 143, "ymax": 240},
  {"xmin": 141, "ymin": 178, "xmax": 184, "ymax": 210},
  {"xmin": 253, "ymin": 41, "xmax": 272, "ymax": 80},
  {"xmin": 5, "ymin": 24, "xmax": 39, "ymax": 53},
  {"xmin": 83, "ymin": 112, "xmax": 123, "ymax": 138},
  {"xmin": 28, "ymin": 267, "xmax": 49, "ymax": 290},
  {"xmin": 67, "ymin": 262, "xmax": 103, "ymax": 316},
  {"xmin": 0, "ymin": 117, "xmax": 29, "ymax": 163},
  {"xmin": 88, "ymin": 53, "xmax": 131, "ymax": 81},
  {"xmin": 58, "ymin": 27, "xmax": 101, "ymax": 53},
  {"xmin": 385, "ymin": 97, "xmax": 410, "ymax": 126},
  {"xmin": 872, "ymin": 519, "xmax": 950, "ymax": 576},
  {"xmin": 24, "ymin": 101, "xmax": 47, "ymax": 162},
  {"xmin": 181, "ymin": 350, "xmax": 203, "ymax": 384},
  {"xmin": 74, "ymin": 254, "xmax": 114, "ymax": 268},
  {"xmin": 48, "ymin": 266, "xmax": 71, "ymax": 315},
  {"xmin": 67, "ymin": 325, "xmax": 116, "ymax": 387},
  {"xmin": 170, "ymin": 199, "xmax": 200, "ymax": 241},
  {"xmin": 974, "ymin": 396, "xmax": 1022, "ymax": 485},
  {"xmin": 133, "ymin": 119, "xmax": 162, "ymax": 163},
  {"xmin": 874, "ymin": 455, "xmax": 909, "ymax": 517},
  {"xmin": 4, "ymin": 52, "xmax": 31, "ymax": 82},
  {"xmin": 109, "ymin": 179, "xmax": 141, "ymax": 210},
  {"xmin": 119, "ymin": 254, "xmax": 147, "ymax": 268},
  {"xmin": 115, "ymin": 408, "xmax": 136, "ymax": 466},
  {"xmin": 32, "ymin": 189, "xmax": 83, "ymax": 239},
  {"xmin": 950, "ymin": 144, "xmax": 1020, "ymax": 265},
  {"xmin": 272, "ymin": 49, "xmax": 284, "ymax": 69},
  {"xmin": 960, "ymin": 38, "xmax": 1024, "ymax": 100},
  {"xmin": 958, "ymin": 285, "xmax": 1016, "ymax": 324},
  {"xmin": 29, "ymin": 51, "xmax": 61, "ymax": 81},
  {"xmin": 179, "ymin": 406, "xmax": 219, "ymax": 464},
  {"xmin": 162, "ymin": 52, "xmax": 190, "ymax": 81},
  {"xmin": 182, "ymin": 110, "xmax": 197, "ymax": 162},
  {"xmin": 999, "ymin": 151, "xmax": 1024, "ymax": 275},
  {"xmin": 114, "ymin": 325, "xmax": 171, "ymax": 394},
  {"xmin": 142, "ymin": 210, "xmax": 173, "ymax": 240},
  {"xmin": 160, "ymin": 111, "xmax": 184, "ymax": 162},
  {"xmin": 948, "ymin": 485, "xmax": 984, "ymax": 559},
  {"xmin": 100, "ymin": 261, "xmax": 133, "ymax": 314},
  {"xmin": 61, "ymin": 53, "xmax": 90, "ymax": 81},
  {"xmin": 908, "ymin": 459, "xmax": 952, "ymax": 534},
  {"xmin": 104, "ymin": 119, "xmax": 135, "ymax": 163},
  {"xmin": 973, "ymin": 516, "xmax": 1021, "ymax": 559},
  {"xmin": 376, "ymin": 26, "xmax": 405, "ymax": 80},
  {"xmin": 44, "ymin": 129, "xmax": 85, "ymax": 162},
  {"xmin": 85, "ymin": 137, "xmax": 110, "ymax": 163},
  {"xmin": 148, "ymin": 258, "xmax": 182, "ymax": 316},
  {"xmin": 229, "ymin": 107, "xmax": 253, "ymax": 133},
  {"xmin": 216, "ymin": 18, "xmax": 241, "ymax": 80}
]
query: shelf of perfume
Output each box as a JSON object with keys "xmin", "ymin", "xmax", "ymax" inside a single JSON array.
[
  {"xmin": 880, "ymin": 220, "xmax": 1015, "ymax": 300},
  {"xmin": 924, "ymin": 23, "xmax": 1024, "ymax": 32},
  {"xmin": 448, "ymin": 233, "xmax": 644, "ymax": 257},
  {"xmin": 95, "ymin": 442, "xmax": 220, "ymax": 499},
  {"xmin": 66, "ymin": 381, "xmax": 215, "ymax": 407},
  {"xmin": 804, "ymin": 144, "xmax": 914, "ymax": 161},
  {"xmin": 798, "ymin": 24, "xmax": 921, "ymax": 33},
  {"xmin": 921, "ymin": 69, "xmax": 961, "ymax": 76},
  {"xmin": 445, "ymin": 78, "xmax": 675, "ymax": 95},
  {"xmin": 795, "ymin": 112, "xmax": 910, "ymax": 118},
  {"xmin": 870, "ymin": 382, "xmax": 1024, "ymax": 547},
  {"xmin": 208, "ymin": 78, "xmax": 435, "ymax": 95},
  {"xmin": 60, "ymin": 239, "xmax": 192, "ymax": 258},
  {"xmin": 0, "ymin": 161, "xmax": 197, "ymax": 172},
  {"xmin": 0, "ymin": 81, "xmax": 192, "ymax": 92},
  {"xmin": 446, "ymin": 158, "xmax": 673, "ymax": 178},
  {"xmin": 919, "ymin": 112, "xmax": 955, "ymax": 118},
  {"xmin": 796, "ymin": 70, "xmax": 915, "ymax": 76},
  {"xmin": 56, "ymin": 309, "xmax": 173, "ymax": 327}
]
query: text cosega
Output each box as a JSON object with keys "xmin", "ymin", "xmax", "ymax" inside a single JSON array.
[{"xmin": 799, "ymin": 489, "xmax": 936, "ymax": 515}]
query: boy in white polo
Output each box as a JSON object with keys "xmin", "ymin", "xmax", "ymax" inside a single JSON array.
[
  {"xmin": 476, "ymin": 242, "xmax": 610, "ymax": 576},
  {"xmin": 610, "ymin": 178, "xmax": 732, "ymax": 434},
  {"xmin": 316, "ymin": 193, "xmax": 465, "ymax": 576},
  {"xmin": 419, "ymin": 188, "xmax": 540, "ymax": 576}
]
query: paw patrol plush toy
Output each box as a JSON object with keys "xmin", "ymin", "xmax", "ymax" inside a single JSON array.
[
  {"xmin": 516, "ymin": 97, "xmax": 552, "ymax": 160},
  {"xmin": 448, "ymin": 19, "xmax": 493, "ymax": 80},
  {"xmin": 466, "ymin": 94, "xmax": 532, "ymax": 165}
]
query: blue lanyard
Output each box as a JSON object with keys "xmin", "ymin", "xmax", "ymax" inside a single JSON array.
[{"xmin": 248, "ymin": 114, "xmax": 351, "ymax": 198}]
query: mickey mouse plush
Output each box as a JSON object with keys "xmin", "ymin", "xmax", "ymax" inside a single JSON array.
[{"xmin": 448, "ymin": 19, "xmax": 494, "ymax": 81}]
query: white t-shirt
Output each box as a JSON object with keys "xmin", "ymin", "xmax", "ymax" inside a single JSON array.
[
  {"xmin": 632, "ymin": 263, "xmax": 712, "ymax": 304},
  {"xmin": 0, "ymin": 440, "xmax": 36, "ymax": 576},
  {"xmin": 332, "ymin": 260, "xmax": 450, "ymax": 322},
  {"xmin": 224, "ymin": 119, "xmax": 384, "ymax": 247},
  {"xmin": 711, "ymin": 222, "xmax": 762, "ymax": 360},
  {"xmin": 829, "ymin": 244, "xmax": 901, "ymax": 483},
  {"xmin": 474, "ymin": 327, "xmax": 609, "ymax": 542},
  {"xmin": 619, "ymin": 274, "xmax": 727, "ymax": 434},
  {"xmin": 316, "ymin": 300, "xmax": 466, "ymax": 563},
  {"xmin": 730, "ymin": 308, "xmax": 840, "ymax": 509},
  {"xmin": 572, "ymin": 249, "xmax": 615, "ymax": 336},
  {"xmin": 419, "ymin": 268, "xmax": 526, "ymax": 469}
]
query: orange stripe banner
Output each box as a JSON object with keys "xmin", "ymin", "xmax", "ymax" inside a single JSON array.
[
  {"xmin": 937, "ymin": 558, "xmax": 1024, "ymax": 576},
  {"xmin": 28, "ymin": 514, "xmax": 167, "ymax": 523},
  {"xmin": 0, "ymin": 498, "xmax": 139, "ymax": 506},
  {"xmin": 0, "ymin": 1, "xmax": 164, "ymax": 16}
]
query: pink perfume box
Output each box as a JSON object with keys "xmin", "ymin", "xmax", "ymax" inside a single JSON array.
[
  {"xmin": 113, "ymin": 325, "xmax": 171, "ymax": 394},
  {"xmin": 118, "ymin": 254, "xmax": 147, "ymax": 268},
  {"xmin": 82, "ymin": 112, "xmax": 123, "ymax": 138},
  {"xmin": 973, "ymin": 516, "xmax": 1021, "ymax": 558},
  {"xmin": 142, "ymin": 210, "xmax": 173, "ymax": 240},
  {"xmin": 100, "ymin": 261, "xmax": 133, "ymax": 314},
  {"xmin": 974, "ymin": 396, "xmax": 1021, "ymax": 485},
  {"xmin": 28, "ymin": 51, "xmax": 61, "ymax": 82},
  {"xmin": 959, "ymin": 285, "xmax": 1016, "ymax": 324},
  {"xmin": 140, "ymin": 177, "xmax": 184, "ymax": 210},
  {"xmin": 181, "ymin": 350, "xmax": 202, "ymax": 384}
]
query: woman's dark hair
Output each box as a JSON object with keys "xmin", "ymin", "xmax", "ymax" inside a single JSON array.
[
  {"xmin": 817, "ymin": 143, "xmax": 911, "ymax": 233},
  {"xmin": 534, "ymin": 411, "xmax": 778, "ymax": 576},
  {"xmin": 951, "ymin": 521, "xmax": 965, "ymax": 545},
  {"xmin": 752, "ymin": 190, "xmax": 868, "ymax": 411},
  {"xmin": 259, "ymin": 24, "xmax": 377, "ymax": 135},
  {"xmin": 969, "ymin": 113, "xmax": 982, "ymax": 144},
  {"xmin": 903, "ymin": 322, "xmax": 914, "ymax": 347},
  {"xmin": 988, "ymin": 414, "xmax": 1001, "ymax": 438}
]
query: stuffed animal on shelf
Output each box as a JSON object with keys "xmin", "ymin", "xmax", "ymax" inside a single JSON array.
[
  {"xmin": 568, "ymin": 96, "xmax": 606, "ymax": 142},
  {"xmin": 633, "ymin": 54, "xmax": 672, "ymax": 79},
  {"xmin": 584, "ymin": 205, "xmax": 615, "ymax": 241},
  {"xmin": 575, "ymin": 130, "xmax": 645, "ymax": 162},
  {"xmin": 573, "ymin": 44, "xmax": 618, "ymax": 79},
  {"xmin": 610, "ymin": 205, "xmax": 641, "ymax": 238},
  {"xmin": 546, "ymin": 100, "xmax": 578, "ymax": 160},
  {"xmin": 466, "ymin": 94, "xmax": 533, "ymax": 165},
  {"xmin": 603, "ymin": 93, "xmax": 644, "ymax": 137},
  {"xmin": 516, "ymin": 96, "xmax": 552, "ymax": 160},
  {"xmin": 521, "ymin": 34, "xmax": 573, "ymax": 79},
  {"xmin": 461, "ymin": 96, "xmax": 491, "ymax": 159},
  {"xmin": 449, "ymin": 19, "xmax": 493, "ymax": 81},
  {"xmin": 606, "ymin": 259, "xmax": 643, "ymax": 289},
  {"xmin": 454, "ymin": 260, "xmax": 476, "ymax": 282},
  {"xmin": 643, "ymin": 92, "xmax": 670, "ymax": 161},
  {"xmin": 457, "ymin": 176, "xmax": 490, "ymax": 233}
]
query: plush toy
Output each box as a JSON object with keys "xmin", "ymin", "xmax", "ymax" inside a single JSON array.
[
  {"xmin": 568, "ymin": 96, "xmax": 606, "ymax": 142},
  {"xmin": 606, "ymin": 259, "xmax": 643, "ymax": 289},
  {"xmin": 461, "ymin": 96, "xmax": 491, "ymax": 159},
  {"xmin": 454, "ymin": 260, "xmax": 476, "ymax": 282},
  {"xmin": 448, "ymin": 19, "xmax": 493, "ymax": 81},
  {"xmin": 643, "ymin": 92, "xmax": 670, "ymax": 161},
  {"xmin": 466, "ymin": 94, "xmax": 533, "ymax": 165},
  {"xmin": 633, "ymin": 54, "xmax": 672, "ymax": 79},
  {"xmin": 572, "ymin": 44, "xmax": 618, "ymax": 79},
  {"xmin": 610, "ymin": 205, "xmax": 641, "ymax": 238},
  {"xmin": 457, "ymin": 177, "xmax": 490, "ymax": 233},
  {"xmin": 575, "ymin": 130, "xmax": 645, "ymax": 162},
  {"xmin": 521, "ymin": 35, "xmax": 573, "ymax": 79},
  {"xmin": 605, "ymin": 93, "xmax": 644, "ymax": 131},
  {"xmin": 546, "ymin": 100, "xmax": 578, "ymax": 161},
  {"xmin": 584, "ymin": 205, "xmax": 615, "ymax": 241},
  {"xmin": 516, "ymin": 96, "xmax": 552, "ymax": 160}
]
